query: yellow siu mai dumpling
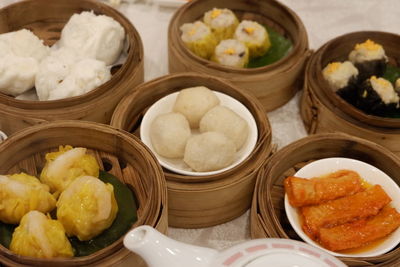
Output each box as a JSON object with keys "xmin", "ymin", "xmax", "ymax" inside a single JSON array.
[
  {"xmin": 56, "ymin": 176, "xmax": 118, "ymax": 241},
  {"xmin": 10, "ymin": 210, "xmax": 73, "ymax": 258},
  {"xmin": 0, "ymin": 173, "xmax": 56, "ymax": 224},
  {"xmin": 40, "ymin": 145, "xmax": 99, "ymax": 195}
]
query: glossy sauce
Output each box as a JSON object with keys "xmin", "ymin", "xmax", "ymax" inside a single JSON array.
[
  {"xmin": 339, "ymin": 235, "xmax": 386, "ymax": 254},
  {"xmin": 296, "ymin": 172, "xmax": 393, "ymax": 254}
]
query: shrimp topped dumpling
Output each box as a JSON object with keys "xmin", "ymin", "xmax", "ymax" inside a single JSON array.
[
  {"xmin": 56, "ymin": 176, "xmax": 118, "ymax": 241},
  {"xmin": 40, "ymin": 145, "xmax": 100, "ymax": 195},
  {"xmin": 0, "ymin": 173, "xmax": 56, "ymax": 224},
  {"xmin": 10, "ymin": 210, "xmax": 73, "ymax": 258}
]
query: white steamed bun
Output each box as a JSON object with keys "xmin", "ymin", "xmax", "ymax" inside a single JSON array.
[
  {"xmin": 0, "ymin": 29, "xmax": 49, "ymax": 61},
  {"xmin": 0, "ymin": 55, "xmax": 38, "ymax": 96},
  {"xmin": 0, "ymin": 29, "xmax": 49, "ymax": 96},
  {"xmin": 59, "ymin": 11, "xmax": 125, "ymax": 65},
  {"xmin": 46, "ymin": 58, "xmax": 111, "ymax": 100},
  {"xmin": 35, "ymin": 48, "xmax": 80, "ymax": 101}
]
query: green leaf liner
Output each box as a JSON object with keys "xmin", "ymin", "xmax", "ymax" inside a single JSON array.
[
  {"xmin": 246, "ymin": 26, "xmax": 293, "ymax": 68},
  {"xmin": 0, "ymin": 171, "xmax": 137, "ymax": 257},
  {"xmin": 383, "ymin": 64, "xmax": 400, "ymax": 85}
]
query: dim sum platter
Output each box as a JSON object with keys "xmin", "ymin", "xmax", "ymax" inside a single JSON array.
[
  {"xmin": 284, "ymin": 157, "xmax": 400, "ymax": 257},
  {"xmin": 140, "ymin": 91, "xmax": 258, "ymax": 176}
]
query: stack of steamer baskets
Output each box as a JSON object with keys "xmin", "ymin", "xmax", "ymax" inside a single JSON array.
[
  {"xmin": 301, "ymin": 31, "xmax": 400, "ymax": 156},
  {"xmin": 0, "ymin": 121, "xmax": 168, "ymax": 266},
  {"xmin": 168, "ymin": 0, "xmax": 310, "ymax": 111},
  {"xmin": 111, "ymin": 73, "xmax": 272, "ymax": 228},
  {"xmin": 0, "ymin": 0, "xmax": 144, "ymax": 135},
  {"xmin": 250, "ymin": 133, "xmax": 400, "ymax": 266}
]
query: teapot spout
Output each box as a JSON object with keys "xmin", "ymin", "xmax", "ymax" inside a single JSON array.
[{"xmin": 124, "ymin": 226, "xmax": 218, "ymax": 267}]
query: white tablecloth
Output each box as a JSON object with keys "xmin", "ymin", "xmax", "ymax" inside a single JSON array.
[{"xmin": 2, "ymin": 0, "xmax": 400, "ymax": 259}]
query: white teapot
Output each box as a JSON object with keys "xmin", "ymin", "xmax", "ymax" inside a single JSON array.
[{"xmin": 123, "ymin": 226, "xmax": 346, "ymax": 267}]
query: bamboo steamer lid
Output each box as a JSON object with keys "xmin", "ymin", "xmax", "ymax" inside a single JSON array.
[
  {"xmin": 168, "ymin": 0, "xmax": 310, "ymax": 112},
  {"xmin": 301, "ymin": 31, "xmax": 400, "ymax": 156},
  {"xmin": 250, "ymin": 133, "xmax": 400, "ymax": 266},
  {"xmin": 0, "ymin": 0, "xmax": 144, "ymax": 136},
  {"xmin": 0, "ymin": 121, "xmax": 167, "ymax": 267},
  {"xmin": 111, "ymin": 72, "xmax": 272, "ymax": 228}
]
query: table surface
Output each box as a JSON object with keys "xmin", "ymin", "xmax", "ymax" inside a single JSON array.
[{"xmin": 2, "ymin": 0, "xmax": 400, "ymax": 261}]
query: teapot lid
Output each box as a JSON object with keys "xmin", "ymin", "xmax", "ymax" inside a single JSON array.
[{"xmin": 214, "ymin": 238, "xmax": 346, "ymax": 267}]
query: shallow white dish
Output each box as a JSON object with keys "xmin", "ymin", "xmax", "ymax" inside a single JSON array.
[
  {"xmin": 140, "ymin": 91, "xmax": 258, "ymax": 176},
  {"xmin": 284, "ymin": 157, "xmax": 400, "ymax": 257}
]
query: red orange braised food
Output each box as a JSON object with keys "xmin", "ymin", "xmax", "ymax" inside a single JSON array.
[
  {"xmin": 284, "ymin": 169, "xmax": 400, "ymax": 252},
  {"xmin": 284, "ymin": 170, "xmax": 363, "ymax": 207}
]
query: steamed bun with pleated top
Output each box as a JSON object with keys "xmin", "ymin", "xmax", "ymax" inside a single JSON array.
[
  {"xmin": 10, "ymin": 210, "xmax": 73, "ymax": 258},
  {"xmin": 0, "ymin": 173, "xmax": 56, "ymax": 224},
  {"xmin": 59, "ymin": 11, "xmax": 125, "ymax": 65},
  {"xmin": 0, "ymin": 29, "xmax": 49, "ymax": 96},
  {"xmin": 56, "ymin": 176, "xmax": 118, "ymax": 241}
]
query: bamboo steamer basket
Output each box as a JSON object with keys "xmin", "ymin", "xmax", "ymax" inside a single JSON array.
[
  {"xmin": 301, "ymin": 31, "xmax": 400, "ymax": 156},
  {"xmin": 250, "ymin": 133, "xmax": 400, "ymax": 266},
  {"xmin": 0, "ymin": 0, "xmax": 144, "ymax": 136},
  {"xmin": 168, "ymin": 0, "xmax": 310, "ymax": 112},
  {"xmin": 0, "ymin": 121, "xmax": 167, "ymax": 267},
  {"xmin": 111, "ymin": 72, "xmax": 272, "ymax": 228}
]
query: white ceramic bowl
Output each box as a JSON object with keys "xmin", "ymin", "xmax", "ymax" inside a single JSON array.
[
  {"xmin": 284, "ymin": 157, "xmax": 400, "ymax": 257},
  {"xmin": 140, "ymin": 91, "xmax": 258, "ymax": 176}
]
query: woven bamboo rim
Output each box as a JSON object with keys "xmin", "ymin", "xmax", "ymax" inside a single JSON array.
[
  {"xmin": 111, "ymin": 72, "xmax": 272, "ymax": 228},
  {"xmin": 0, "ymin": 121, "xmax": 167, "ymax": 267},
  {"xmin": 250, "ymin": 133, "xmax": 400, "ymax": 266},
  {"xmin": 168, "ymin": 0, "xmax": 310, "ymax": 112},
  {"xmin": 300, "ymin": 31, "xmax": 400, "ymax": 156},
  {"xmin": 0, "ymin": 0, "xmax": 144, "ymax": 135}
]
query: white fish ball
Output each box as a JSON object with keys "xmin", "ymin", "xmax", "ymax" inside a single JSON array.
[
  {"xmin": 184, "ymin": 131, "xmax": 236, "ymax": 172},
  {"xmin": 173, "ymin": 86, "xmax": 220, "ymax": 128},
  {"xmin": 150, "ymin": 112, "xmax": 191, "ymax": 158},
  {"xmin": 199, "ymin": 106, "xmax": 248, "ymax": 150}
]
